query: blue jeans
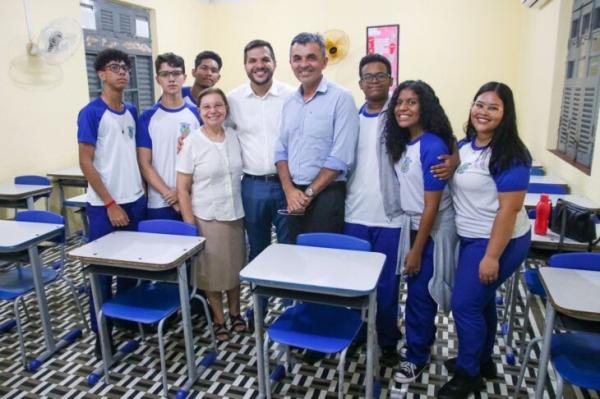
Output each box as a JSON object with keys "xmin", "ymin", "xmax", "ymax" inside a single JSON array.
[{"xmin": 86, "ymin": 195, "xmax": 147, "ymax": 333}]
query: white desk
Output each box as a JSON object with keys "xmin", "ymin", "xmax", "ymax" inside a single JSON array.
[
  {"xmin": 529, "ymin": 175, "xmax": 568, "ymax": 186},
  {"xmin": 0, "ymin": 182, "xmax": 53, "ymax": 210},
  {"xmin": 67, "ymin": 231, "xmax": 210, "ymax": 397},
  {"xmin": 240, "ymin": 243, "xmax": 386, "ymax": 399},
  {"xmin": 534, "ymin": 268, "xmax": 600, "ymax": 398},
  {"xmin": 47, "ymin": 167, "xmax": 86, "ymax": 235},
  {"xmin": 524, "ymin": 193, "xmax": 600, "ymax": 210},
  {"xmin": 64, "ymin": 194, "xmax": 88, "ymax": 239},
  {"xmin": 531, "ymin": 160, "xmax": 543, "ymax": 169},
  {"xmin": 530, "ymin": 221, "xmax": 600, "ymax": 251},
  {"xmin": 0, "ymin": 219, "xmax": 80, "ymax": 369}
]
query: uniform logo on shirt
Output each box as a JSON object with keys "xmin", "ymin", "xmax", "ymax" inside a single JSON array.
[
  {"xmin": 457, "ymin": 162, "xmax": 471, "ymax": 174},
  {"xmin": 127, "ymin": 126, "xmax": 134, "ymax": 139},
  {"xmin": 400, "ymin": 157, "xmax": 412, "ymax": 173},
  {"xmin": 179, "ymin": 122, "xmax": 191, "ymax": 137}
]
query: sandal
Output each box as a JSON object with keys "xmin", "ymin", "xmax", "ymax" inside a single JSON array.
[
  {"xmin": 229, "ymin": 314, "xmax": 247, "ymax": 333},
  {"xmin": 213, "ymin": 323, "xmax": 230, "ymax": 342}
]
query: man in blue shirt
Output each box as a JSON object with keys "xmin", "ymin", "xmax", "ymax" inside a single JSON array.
[{"xmin": 275, "ymin": 32, "xmax": 359, "ymax": 244}]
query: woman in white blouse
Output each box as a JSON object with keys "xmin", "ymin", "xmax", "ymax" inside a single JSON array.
[{"xmin": 177, "ymin": 87, "xmax": 246, "ymax": 342}]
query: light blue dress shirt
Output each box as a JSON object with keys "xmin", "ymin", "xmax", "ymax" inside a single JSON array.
[{"xmin": 274, "ymin": 77, "xmax": 359, "ymax": 185}]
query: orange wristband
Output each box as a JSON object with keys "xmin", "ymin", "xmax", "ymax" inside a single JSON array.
[{"xmin": 104, "ymin": 199, "xmax": 116, "ymax": 209}]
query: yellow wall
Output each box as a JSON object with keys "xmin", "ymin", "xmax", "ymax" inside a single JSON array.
[{"xmin": 1, "ymin": 0, "xmax": 598, "ymax": 205}]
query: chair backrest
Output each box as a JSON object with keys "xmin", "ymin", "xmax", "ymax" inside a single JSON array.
[
  {"xmin": 530, "ymin": 167, "xmax": 546, "ymax": 176},
  {"xmin": 138, "ymin": 219, "xmax": 198, "ymax": 237},
  {"xmin": 528, "ymin": 183, "xmax": 568, "ymax": 194},
  {"xmin": 527, "ymin": 208, "xmax": 537, "ymax": 219},
  {"xmin": 548, "ymin": 252, "xmax": 600, "ymax": 271},
  {"xmin": 14, "ymin": 175, "xmax": 51, "ymax": 186},
  {"xmin": 15, "ymin": 210, "xmax": 65, "ymax": 243},
  {"xmin": 296, "ymin": 232, "xmax": 371, "ymax": 252}
]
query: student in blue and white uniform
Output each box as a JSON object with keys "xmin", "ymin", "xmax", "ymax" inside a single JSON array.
[
  {"xmin": 438, "ymin": 82, "xmax": 531, "ymax": 399},
  {"xmin": 383, "ymin": 81, "xmax": 458, "ymax": 383},
  {"xmin": 182, "ymin": 51, "xmax": 222, "ymax": 106},
  {"xmin": 137, "ymin": 53, "xmax": 201, "ymax": 220},
  {"xmin": 77, "ymin": 48, "xmax": 146, "ymax": 356}
]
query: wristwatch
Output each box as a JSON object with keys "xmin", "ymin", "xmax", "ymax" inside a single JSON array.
[{"xmin": 304, "ymin": 185, "xmax": 315, "ymax": 198}]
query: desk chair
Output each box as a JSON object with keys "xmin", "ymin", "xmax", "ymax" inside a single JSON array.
[
  {"xmin": 264, "ymin": 233, "xmax": 371, "ymax": 399},
  {"xmin": 0, "ymin": 210, "xmax": 87, "ymax": 369},
  {"xmin": 94, "ymin": 219, "xmax": 216, "ymax": 398},
  {"xmin": 514, "ymin": 252, "xmax": 600, "ymax": 397},
  {"xmin": 527, "ymin": 183, "xmax": 568, "ymax": 195},
  {"xmin": 14, "ymin": 175, "xmax": 51, "ymax": 210}
]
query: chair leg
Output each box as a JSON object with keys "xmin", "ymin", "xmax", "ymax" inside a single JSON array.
[
  {"xmin": 157, "ymin": 318, "xmax": 168, "ymax": 398},
  {"xmin": 338, "ymin": 348, "xmax": 348, "ymax": 399},
  {"xmin": 263, "ymin": 334, "xmax": 271, "ymax": 397},
  {"xmin": 514, "ymin": 336, "xmax": 543, "ymax": 398},
  {"xmin": 13, "ymin": 299, "xmax": 27, "ymax": 369},
  {"xmin": 98, "ymin": 310, "xmax": 112, "ymax": 384},
  {"xmin": 193, "ymin": 293, "xmax": 217, "ymax": 352},
  {"xmin": 518, "ymin": 293, "xmax": 533, "ymax": 361},
  {"xmin": 555, "ymin": 372, "xmax": 564, "ymax": 399},
  {"xmin": 19, "ymin": 295, "xmax": 31, "ymax": 323},
  {"xmin": 61, "ymin": 275, "xmax": 89, "ymax": 333}
]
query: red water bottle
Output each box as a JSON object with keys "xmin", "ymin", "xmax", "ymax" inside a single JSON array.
[{"xmin": 534, "ymin": 193, "xmax": 551, "ymax": 235}]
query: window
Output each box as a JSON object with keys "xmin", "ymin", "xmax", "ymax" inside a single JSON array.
[
  {"xmin": 82, "ymin": 0, "xmax": 154, "ymax": 112},
  {"xmin": 555, "ymin": 0, "xmax": 600, "ymax": 173}
]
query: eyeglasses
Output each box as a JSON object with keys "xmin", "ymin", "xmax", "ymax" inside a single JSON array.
[
  {"xmin": 471, "ymin": 101, "xmax": 503, "ymax": 115},
  {"xmin": 104, "ymin": 63, "xmax": 130, "ymax": 73},
  {"xmin": 361, "ymin": 72, "xmax": 391, "ymax": 83},
  {"xmin": 157, "ymin": 70, "xmax": 184, "ymax": 78}
]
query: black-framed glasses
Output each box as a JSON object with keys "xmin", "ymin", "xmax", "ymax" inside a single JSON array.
[
  {"xmin": 361, "ymin": 72, "xmax": 391, "ymax": 83},
  {"xmin": 104, "ymin": 63, "xmax": 130, "ymax": 73},
  {"xmin": 157, "ymin": 70, "xmax": 184, "ymax": 78}
]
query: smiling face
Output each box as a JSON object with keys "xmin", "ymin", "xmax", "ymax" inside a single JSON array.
[
  {"xmin": 359, "ymin": 61, "xmax": 392, "ymax": 103},
  {"xmin": 394, "ymin": 88, "xmax": 422, "ymax": 133},
  {"xmin": 245, "ymin": 46, "xmax": 275, "ymax": 87},
  {"xmin": 156, "ymin": 62, "xmax": 186, "ymax": 96},
  {"xmin": 290, "ymin": 42, "xmax": 327, "ymax": 89},
  {"xmin": 198, "ymin": 92, "xmax": 227, "ymax": 128},
  {"xmin": 470, "ymin": 91, "xmax": 504, "ymax": 136}
]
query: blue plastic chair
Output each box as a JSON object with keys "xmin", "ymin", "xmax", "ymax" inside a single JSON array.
[
  {"xmin": 527, "ymin": 183, "xmax": 568, "ymax": 194},
  {"xmin": 94, "ymin": 219, "xmax": 216, "ymax": 397},
  {"xmin": 264, "ymin": 233, "xmax": 371, "ymax": 399},
  {"xmin": 14, "ymin": 175, "xmax": 52, "ymax": 210},
  {"xmin": 515, "ymin": 253, "xmax": 600, "ymax": 397},
  {"xmin": 530, "ymin": 167, "xmax": 546, "ymax": 176},
  {"xmin": 0, "ymin": 210, "xmax": 87, "ymax": 369}
]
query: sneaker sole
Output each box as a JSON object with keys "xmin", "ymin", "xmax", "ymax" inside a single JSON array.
[{"xmin": 393, "ymin": 366, "xmax": 425, "ymax": 384}]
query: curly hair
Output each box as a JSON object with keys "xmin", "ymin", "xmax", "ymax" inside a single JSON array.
[
  {"xmin": 465, "ymin": 82, "xmax": 531, "ymax": 175},
  {"xmin": 385, "ymin": 80, "xmax": 453, "ymax": 162},
  {"xmin": 94, "ymin": 48, "xmax": 131, "ymax": 71}
]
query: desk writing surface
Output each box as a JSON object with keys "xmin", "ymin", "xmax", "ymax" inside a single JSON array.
[
  {"xmin": 47, "ymin": 167, "xmax": 85, "ymax": 179},
  {"xmin": 0, "ymin": 220, "xmax": 63, "ymax": 252},
  {"xmin": 529, "ymin": 175, "xmax": 568, "ymax": 185},
  {"xmin": 240, "ymin": 243, "xmax": 386, "ymax": 296},
  {"xmin": 540, "ymin": 268, "xmax": 600, "ymax": 321},
  {"xmin": 524, "ymin": 193, "xmax": 600, "ymax": 210},
  {"xmin": 530, "ymin": 221, "xmax": 600, "ymax": 250},
  {"xmin": 64, "ymin": 193, "xmax": 87, "ymax": 206},
  {"xmin": 0, "ymin": 182, "xmax": 53, "ymax": 199},
  {"xmin": 67, "ymin": 231, "xmax": 205, "ymax": 271}
]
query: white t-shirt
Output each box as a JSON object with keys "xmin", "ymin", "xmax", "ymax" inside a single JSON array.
[
  {"xmin": 451, "ymin": 139, "xmax": 531, "ymax": 238},
  {"xmin": 176, "ymin": 127, "xmax": 244, "ymax": 221},
  {"xmin": 345, "ymin": 105, "xmax": 402, "ymax": 227},
  {"xmin": 137, "ymin": 102, "xmax": 201, "ymax": 209},
  {"xmin": 227, "ymin": 80, "xmax": 294, "ymax": 175},
  {"xmin": 393, "ymin": 132, "xmax": 452, "ymax": 230},
  {"xmin": 77, "ymin": 97, "xmax": 144, "ymax": 206}
]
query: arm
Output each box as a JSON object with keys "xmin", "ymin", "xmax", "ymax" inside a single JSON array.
[
  {"xmin": 79, "ymin": 143, "xmax": 129, "ymax": 226},
  {"xmin": 276, "ymin": 160, "xmax": 309, "ymax": 213},
  {"xmin": 431, "ymin": 138, "xmax": 459, "ymax": 180},
  {"xmin": 404, "ymin": 190, "xmax": 443, "ymax": 276},
  {"xmin": 479, "ymin": 190, "xmax": 526, "ymax": 284},
  {"xmin": 176, "ymin": 172, "xmax": 194, "ymax": 224},
  {"xmin": 137, "ymin": 148, "xmax": 177, "ymax": 205}
]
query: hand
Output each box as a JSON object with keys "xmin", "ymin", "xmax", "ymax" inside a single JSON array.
[
  {"xmin": 431, "ymin": 153, "xmax": 459, "ymax": 180},
  {"xmin": 403, "ymin": 248, "xmax": 422, "ymax": 276},
  {"xmin": 107, "ymin": 204, "xmax": 129, "ymax": 227},
  {"xmin": 162, "ymin": 188, "xmax": 178, "ymax": 205},
  {"xmin": 285, "ymin": 187, "xmax": 310, "ymax": 214},
  {"xmin": 479, "ymin": 255, "xmax": 499, "ymax": 285},
  {"xmin": 173, "ymin": 203, "xmax": 181, "ymax": 212},
  {"xmin": 177, "ymin": 134, "xmax": 187, "ymax": 154}
]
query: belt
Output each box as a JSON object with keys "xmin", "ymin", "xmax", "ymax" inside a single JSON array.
[{"xmin": 244, "ymin": 173, "xmax": 280, "ymax": 182}]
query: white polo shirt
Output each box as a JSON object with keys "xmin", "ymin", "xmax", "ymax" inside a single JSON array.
[
  {"xmin": 227, "ymin": 80, "xmax": 294, "ymax": 175},
  {"xmin": 77, "ymin": 97, "xmax": 144, "ymax": 206},
  {"xmin": 176, "ymin": 127, "xmax": 244, "ymax": 221}
]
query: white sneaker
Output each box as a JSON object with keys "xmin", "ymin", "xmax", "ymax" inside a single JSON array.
[{"xmin": 394, "ymin": 361, "xmax": 426, "ymax": 383}]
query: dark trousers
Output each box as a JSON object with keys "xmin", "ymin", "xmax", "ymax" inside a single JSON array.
[{"xmin": 287, "ymin": 181, "xmax": 346, "ymax": 244}]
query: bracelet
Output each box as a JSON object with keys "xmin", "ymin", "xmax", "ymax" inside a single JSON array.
[{"xmin": 104, "ymin": 199, "xmax": 116, "ymax": 209}]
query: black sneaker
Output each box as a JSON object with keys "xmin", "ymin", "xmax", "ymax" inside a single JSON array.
[
  {"xmin": 437, "ymin": 370, "xmax": 484, "ymax": 399},
  {"xmin": 443, "ymin": 357, "xmax": 497, "ymax": 379},
  {"xmin": 380, "ymin": 345, "xmax": 400, "ymax": 368},
  {"xmin": 394, "ymin": 361, "xmax": 426, "ymax": 383}
]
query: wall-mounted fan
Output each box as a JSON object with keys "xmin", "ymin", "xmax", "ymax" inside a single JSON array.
[
  {"xmin": 322, "ymin": 29, "xmax": 350, "ymax": 65},
  {"xmin": 9, "ymin": 0, "xmax": 82, "ymax": 88}
]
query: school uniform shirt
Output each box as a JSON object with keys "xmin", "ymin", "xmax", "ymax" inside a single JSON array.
[
  {"xmin": 451, "ymin": 139, "xmax": 530, "ymax": 239},
  {"xmin": 176, "ymin": 127, "xmax": 244, "ymax": 221},
  {"xmin": 182, "ymin": 86, "xmax": 197, "ymax": 106},
  {"xmin": 345, "ymin": 104, "xmax": 402, "ymax": 227},
  {"xmin": 136, "ymin": 103, "xmax": 201, "ymax": 209},
  {"xmin": 393, "ymin": 132, "xmax": 452, "ymax": 230},
  {"xmin": 77, "ymin": 97, "xmax": 144, "ymax": 206}
]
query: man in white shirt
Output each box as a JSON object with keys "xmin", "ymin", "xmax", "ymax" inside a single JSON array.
[{"xmin": 228, "ymin": 40, "xmax": 294, "ymax": 259}]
